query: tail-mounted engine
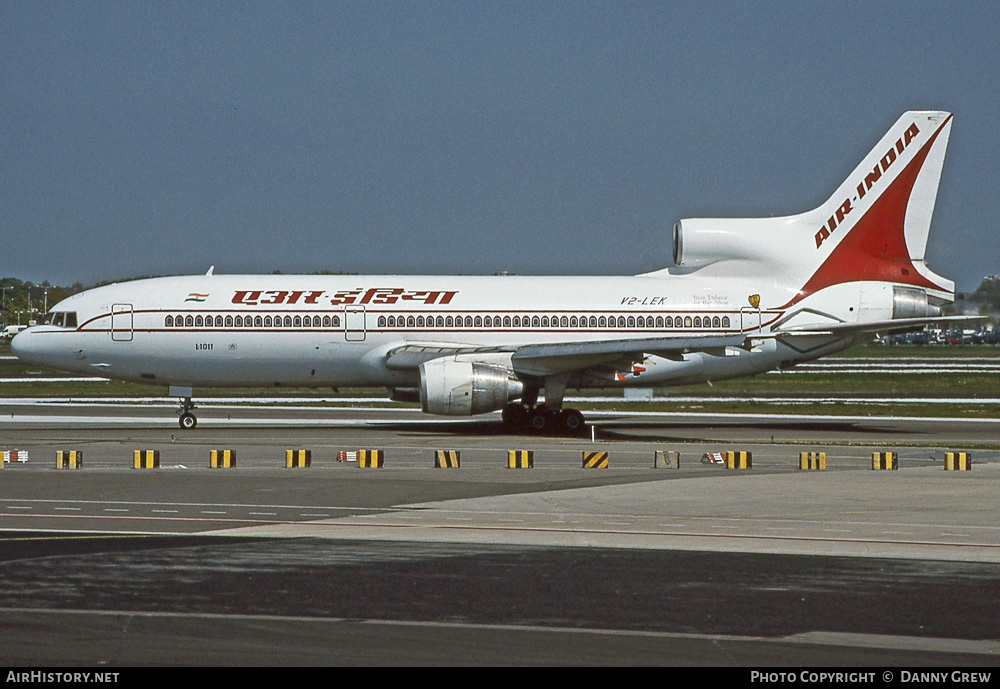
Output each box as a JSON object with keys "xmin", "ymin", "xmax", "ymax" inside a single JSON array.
[
  {"xmin": 892, "ymin": 286, "xmax": 940, "ymax": 319},
  {"xmin": 672, "ymin": 218, "xmax": 779, "ymax": 269}
]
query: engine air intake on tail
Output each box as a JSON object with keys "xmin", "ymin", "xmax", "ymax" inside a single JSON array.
[{"xmin": 673, "ymin": 219, "xmax": 773, "ymax": 269}]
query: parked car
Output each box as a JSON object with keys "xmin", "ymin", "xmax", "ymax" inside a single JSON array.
[{"xmin": 0, "ymin": 324, "xmax": 27, "ymax": 339}]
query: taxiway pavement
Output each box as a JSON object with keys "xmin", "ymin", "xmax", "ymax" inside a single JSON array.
[{"xmin": 1, "ymin": 404, "xmax": 998, "ymax": 665}]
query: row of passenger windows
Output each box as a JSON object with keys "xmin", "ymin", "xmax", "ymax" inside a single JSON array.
[
  {"xmin": 164, "ymin": 314, "xmax": 341, "ymax": 328},
  {"xmin": 163, "ymin": 315, "xmax": 730, "ymax": 329},
  {"xmin": 163, "ymin": 313, "xmax": 733, "ymax": 330},
  {"xmin": 378, "ymin": 314, "xmax": 732, "ymax": 329}
]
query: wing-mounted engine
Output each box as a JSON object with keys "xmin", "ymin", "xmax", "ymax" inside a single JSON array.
[{"xmin": 419, "ymin": 356, "xmax": 523, "ymax": 416}]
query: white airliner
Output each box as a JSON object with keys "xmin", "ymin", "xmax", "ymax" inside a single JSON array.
[{"xmin": 13, "ymin": 111, "xmax": 965, "ymax": 432}]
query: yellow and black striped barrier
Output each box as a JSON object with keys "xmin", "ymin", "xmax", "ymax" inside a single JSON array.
[
  {"xmin": 434, "ymin": 450, "xmax": 460, "ymax": 468},
  {"xmin": 871, "ymin": 451, "xmax": 897, "ymax": 470},
  {"xmin": 210, "ymin": 449, "xmax": 236, "ymax": 468},
  {"xmin": 725, "ymin": 451, "xmax": 752, "ymax": 469},
  {"xmin": 582, "ymin": 451, "xmax": 608, "ymax": 469},
  {"xmin": 944, "ymin": 451, "xmax": 972, "ymax": 471},
  {"xmin": 286, "ymin": 449, "xmax": 311, "ymax": 468},
  {"xmin": 358, "ymin": 449, "xmax": 384, "ymax": 468},
  {"xmin": 56, "ymin": 450, "xmax": 83, "ymax": 469},
  {"xmin": 133, "ymin": 450, "xmax": 159, "ymax": 469},
  {"xmin": 508, "ymin": 450, "xmax": 533, "ymax": 469},
  {"xmin": 799, "ymin": 451, "xmax": 826, "ymax": 471}
]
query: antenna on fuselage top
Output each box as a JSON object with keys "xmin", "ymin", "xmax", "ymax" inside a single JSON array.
[{"xmin": 206, "ymin": 266, "xmax": 215, "ymax": 276}]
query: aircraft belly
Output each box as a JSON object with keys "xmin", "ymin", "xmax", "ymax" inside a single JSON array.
[{"xmin": 79, "ymin": 332, "xmax": 398, "ymax": 388}]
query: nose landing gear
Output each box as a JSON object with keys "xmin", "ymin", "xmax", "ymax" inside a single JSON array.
[
  {"xmin": 177, "ymin": 398, "xmax": 197, "ymax": 429},
  {"xmin": 170, "ymin": 385, "xmax": 198, "ymax": 430}
]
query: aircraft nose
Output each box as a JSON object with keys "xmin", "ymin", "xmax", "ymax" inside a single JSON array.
[{"xmin": 10, "ymin": 327, "xmax": 45, "ymax": 365}]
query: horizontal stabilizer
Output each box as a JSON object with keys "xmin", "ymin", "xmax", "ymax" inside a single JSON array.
[{"xmin": 778, "ymin": 315, "xmax": 982, "ymax": 337}]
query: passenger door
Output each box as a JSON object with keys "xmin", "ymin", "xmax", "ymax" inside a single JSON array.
[{"xmin": 111, "ymin": 303, "xmax": 133, "ymax": 342}]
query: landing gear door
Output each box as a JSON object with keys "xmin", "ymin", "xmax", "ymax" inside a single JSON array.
[
  {"xmin": 344, "ymin": 306, "xmax": 366, "ymax": 342},
  {"xmin": 111, "ymin": 303, "xmax": 134, "ymax": 342},
  {"xmin": 740, "ymin": 306, "xmax": 761, "ymax": 334}
]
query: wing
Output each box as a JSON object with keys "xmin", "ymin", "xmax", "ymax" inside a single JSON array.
[{"xmin": 384, "ymin": 334, "xmax": 747, "ymax": 377}]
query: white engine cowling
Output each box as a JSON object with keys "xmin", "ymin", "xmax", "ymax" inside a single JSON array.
[
  {"xmin": 419, "ymin": 358, "xmax": 523, "ymax": 416},
  {"xmin": 673, "ymin": 218, "xmax": 774, "ymax": 268}
]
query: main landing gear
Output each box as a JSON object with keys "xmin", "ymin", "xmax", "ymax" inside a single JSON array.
[{"xmin": 501, "ymin": 403, "xmax": 586, "ymax": 435}]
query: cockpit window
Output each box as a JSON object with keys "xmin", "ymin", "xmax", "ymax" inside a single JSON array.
[{"xmin": 41, "ymin": 312, "xmax": 77, "ymax": 328}]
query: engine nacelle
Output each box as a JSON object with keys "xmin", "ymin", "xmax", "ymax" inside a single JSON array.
[
  {"xmin": 892, "ymin": 286, "xmax": 940, "ymax": 319},
  {"xmin": 419, "ymin": 358, "xmax": 523, "ymax": 416},
  {"xmin": 860, "ymin": 283, "xmax": 942, "ymax": 322},
  {"xmin": 672, "ymin": 218, "xmax": 774, "ymax": 269}
]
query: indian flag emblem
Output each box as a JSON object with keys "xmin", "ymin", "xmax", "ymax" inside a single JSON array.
[{"xmin": 185, "ymin": 293, "xmax": 209, "ymax": 302}]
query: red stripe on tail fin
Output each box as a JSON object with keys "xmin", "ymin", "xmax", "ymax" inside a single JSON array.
[{"xmin": 796, "ymin": 115, "xmax": 952, "ymax": 300}]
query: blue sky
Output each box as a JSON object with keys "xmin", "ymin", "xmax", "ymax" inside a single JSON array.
[{"xmin": 3, "ymin": 1, "xmax": 998, "ymax": 291}]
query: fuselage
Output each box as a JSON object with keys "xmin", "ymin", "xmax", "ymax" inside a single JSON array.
[{"xmin": 12, "ymin": 271, "xmax": 862, "ymax": 393}]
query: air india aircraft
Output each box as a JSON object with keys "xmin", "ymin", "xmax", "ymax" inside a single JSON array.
[{"xmin": 13, "ymin": 111, "xmax": 964, "ymax": 432}]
